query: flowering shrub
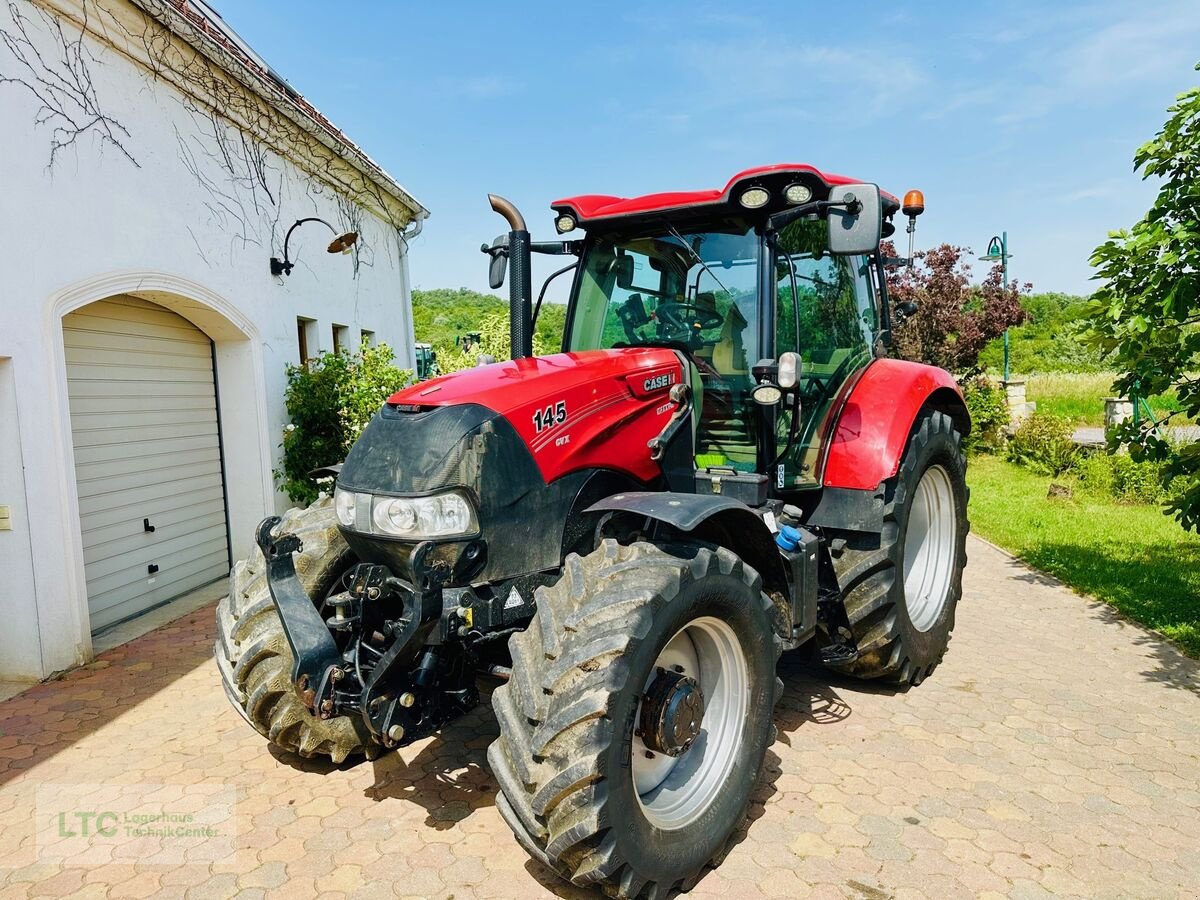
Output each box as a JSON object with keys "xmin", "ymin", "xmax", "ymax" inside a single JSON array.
[{"xmin": 275, "ymin": 342, "xmax": 413, "ymax": 504}]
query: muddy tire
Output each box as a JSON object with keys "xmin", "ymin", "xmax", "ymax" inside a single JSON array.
[
  {"xmin": 214, "ymin": 497, "xmax": 381, "ymax": 762},
  {"xmin": 827, "ymin": 410, "xmax": 969, "ymax": 685},
  {"xmin": 488, "ymin": 539, "xmax": 781, "ymax": 898}
]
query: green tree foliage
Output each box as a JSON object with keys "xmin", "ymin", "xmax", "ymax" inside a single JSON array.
[
  {"xmin": 412, "ymin": 287, "xmax": 567, "ymax": 372},
  {"xmin": 276, "ymin": 343, "xmax": 413, "ymax": 504},
  {"xmin": 977, "ymin": 292, "xmax": 1111, "ymax": 374},
  {"xmin": 1086, "ymin": 65, "xmax": 1200, "ymax": 530},
  {"xmin": 433, "ymin": 310, "xmax": 564, "ymax": 373}
]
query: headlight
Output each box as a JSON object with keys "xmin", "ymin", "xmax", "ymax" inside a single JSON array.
[
  {"xmin": 335, "ymin": 487, "xmax": 478, "ymax": 539},
  {"xmin": 784, "ymin": 183, "xmax": 812, "ymax": 204},
  {"xmin": 372, "ymin": 493, "xmax": 477, "ymax": 538},
  {"xmin": 739, "ymin": 187, "xmax": 770, "ymax": 209},
  {"xmin": 334, "ymin": 488, "xmax": 357, "ymax": 527}
]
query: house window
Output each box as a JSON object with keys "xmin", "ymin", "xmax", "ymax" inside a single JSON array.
[
  {"xmin": 332, "ymin": 323, "xmax": 349, "ymax": 354},
  {"xmin": 297, "ymin": 317, "xmax": 318, "ymax": 363},
  {"xmin": 360, "ymin": 328, "xmax": 376, "ymax": 348}
]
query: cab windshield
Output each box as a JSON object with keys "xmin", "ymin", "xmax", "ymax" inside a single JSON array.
[
  {"xmin": 567, "ymin": 224, "xmax": 762, "ymax": 469},
  {"xmin": 567, "ymin": 226, "xmax": 760, "ymax": 363}
]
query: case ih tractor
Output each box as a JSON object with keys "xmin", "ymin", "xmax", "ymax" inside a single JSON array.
[{"xmin": 217, "ymin": 164, "xmax": 970, "ymax": 898}]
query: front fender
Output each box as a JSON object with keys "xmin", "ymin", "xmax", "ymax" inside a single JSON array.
[
  {"xmin": 822, "ymin": 359, "xmax": 969, "ymax": 491},
  {"xmin": 584, "ymin": 491, "xmax": 789, "ymax": 596}
]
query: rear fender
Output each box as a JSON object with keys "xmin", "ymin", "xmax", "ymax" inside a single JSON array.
[
  {"xmin": 821, "ymin": 359, "xmax": 969, "ymax": 491},
  {"xmin": 584, "ymin": 492, "xmax": 789, "ymax": 597}
]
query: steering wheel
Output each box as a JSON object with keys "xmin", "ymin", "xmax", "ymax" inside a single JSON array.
[{"xmin": 655, "ymin": 302, "xmax": 723, "ymax": 340}]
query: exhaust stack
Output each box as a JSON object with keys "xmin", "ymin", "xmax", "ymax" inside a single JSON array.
[{"xmin": 488, "ymin": 194, "xmax": 533, "ymax": 359}]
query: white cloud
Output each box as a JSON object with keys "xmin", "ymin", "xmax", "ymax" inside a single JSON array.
[{"xmin": 946, "ymin": 1, "xmax": 1200, "ymax": 127}]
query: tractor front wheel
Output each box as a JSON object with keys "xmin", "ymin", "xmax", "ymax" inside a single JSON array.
[
  {"xmin": 827, "ymin": 409, "xmax": 969, "ymax": 685},
  {"xmin": 488, "ymin": 540, "xmax": 781, "ymax": 898}
]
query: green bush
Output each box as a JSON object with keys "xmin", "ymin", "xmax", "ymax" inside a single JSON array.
[
  {"xmin": 959, "ymin": 375, "xmax": 1008, "ymax": 454},
  {"xmin": 275, "ymin": 343, "xmax": 414, "ymax": 504},
  {"xmin": 1076, "ymin": 452, "xmax": 1174, "ymax": 505},
  {"xmin": 1006, "ymin": 412, "xmax": 1079, "ymax": 476}
]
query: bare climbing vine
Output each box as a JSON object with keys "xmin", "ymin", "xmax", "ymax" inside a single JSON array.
[
  {"xmin": 112, "ymin": 0, "xmax": 401, "ymax": 275},
  {"xmin": 0, "ymin": 0, "xmax": 138, "ymax": 170},
  {"xmin": 1, "ymin": 0, "xmax": 413, "ymax": 276},
  {"xmin": 336, "ymin": 193, "xmax": 374, "ymax": 278}
]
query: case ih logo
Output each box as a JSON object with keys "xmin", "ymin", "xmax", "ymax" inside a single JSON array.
[{"xmin": 643, "ymin": 373, "xmax": 676, "ymax": 392}]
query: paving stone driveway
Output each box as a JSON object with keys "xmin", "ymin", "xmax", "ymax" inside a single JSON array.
[{"xmin": 1, "ymin": 536, "xmax": 1198, "ymax": 899}]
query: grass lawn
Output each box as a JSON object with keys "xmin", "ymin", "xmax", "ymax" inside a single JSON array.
[
  {"xmin": 967, "ymin": 454, "xmax": 1200, "ymax": 657},
  {"xmin": 1026, "ymin": 372, "xmax": 1187, "ymax": 426}
]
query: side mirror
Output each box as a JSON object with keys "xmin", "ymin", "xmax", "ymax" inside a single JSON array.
[
  {"xmin": 826, "ymin": 183, "xmax": 882, "ymax": 255},
  {"xmin": 482, "ymin": 234, "xmax": 509, "ymax": 289},
  {"xmin": 895, "ymin": 300, "xmax": 919, "ymax": 322}
]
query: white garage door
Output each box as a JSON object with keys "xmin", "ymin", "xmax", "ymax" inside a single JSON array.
[{"xmin": 64, "ymin": 296, "xmax": 231, "ymax": 632}]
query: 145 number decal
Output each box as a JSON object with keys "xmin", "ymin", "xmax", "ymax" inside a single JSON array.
[{"xmin": 533, "ymin": 400, "xmax": 567, "ymax": 433}]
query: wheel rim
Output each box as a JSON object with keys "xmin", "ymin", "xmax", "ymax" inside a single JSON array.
[
  {"xmin": 632, "ymin": 616, "xmax": 749, "ymax": 830},
  {"xmin": 902, "ymin": 464, "xmax": 957, "ymax": 632}
]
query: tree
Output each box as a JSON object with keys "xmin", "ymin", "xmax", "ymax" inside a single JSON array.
[
  {"xmin": 1086, "ymin": 65, "xmax": 1200, "ymax": 531},
  {"xmin": 884, "ymin": 242, "xmax": 1028, "ymax": 373},
  {"xmin": 412, "ymin": 287, "xmax": 568, "ymax": 368}
]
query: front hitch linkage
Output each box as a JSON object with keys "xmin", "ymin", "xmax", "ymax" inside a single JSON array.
[{"xmin": 254, "ymin": 517, "xmax": 345, "ymax": 718}]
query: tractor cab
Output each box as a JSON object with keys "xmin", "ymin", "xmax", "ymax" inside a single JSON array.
[{"xmin": 540, "ymin": 164, "xmax": 909, "ymax": 494}]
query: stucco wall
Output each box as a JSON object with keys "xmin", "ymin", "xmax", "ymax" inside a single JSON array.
[{"xmin": 0, "ymin": 0, "xmax": 423, "ymax": 679}]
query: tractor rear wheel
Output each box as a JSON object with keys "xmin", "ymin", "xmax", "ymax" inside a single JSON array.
[
  {"xmin": 488, "ymin": 540, "xmax": 781, "ymax": 898},
  {"xmin": 827, "ymin": 410, "xmax": 969, "ymax": 685},
  {"xmin": 214, "ymin": 498, "xmax": 381, "ymax": 762}
]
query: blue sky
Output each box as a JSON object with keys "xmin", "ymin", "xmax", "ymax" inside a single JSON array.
[{"xmin": 219, "ymin": 1, "xmax": 1200, "ymax": 300}]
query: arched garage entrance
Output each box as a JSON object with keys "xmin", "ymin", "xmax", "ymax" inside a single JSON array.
[{"xmin": 63, "ymin": 295, "xmax": 231, "ymax": 631}]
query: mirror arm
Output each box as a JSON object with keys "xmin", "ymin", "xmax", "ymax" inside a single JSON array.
[
  {"xmin": 767, "ymin": 198, "xmax": 854, "ymax": 234},
  {"xmin": 532, "ymin": 260, "xmax": 579, "ymax": 326},
  {"xmin": 531, "ymin": 240, "xmax": 583, "ymax": 256}
]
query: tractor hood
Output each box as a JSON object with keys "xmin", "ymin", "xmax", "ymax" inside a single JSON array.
[
  {"xmin": 385, "ymin": 348, "xmax": 685, "ymax": 486},
  {"xmin": 350, "ymin": 348, "xmax": 686, "ymax": 494},
  {"xmin": 335, "ymin": 347, "xmax": 685, "ymax": 584},
  {"xmin": 389, "ymin": 348, "xmax": 679, "ymax": 415}
]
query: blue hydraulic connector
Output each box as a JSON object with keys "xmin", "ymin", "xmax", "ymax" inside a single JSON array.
[{"xmin": 775, "ymin": 524, "xmax": 802, "ymax": 552}]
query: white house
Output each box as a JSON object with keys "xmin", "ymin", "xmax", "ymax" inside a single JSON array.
[{"xmin": 0, "ymin": 0, "xmax": 428, "ymax": 682}]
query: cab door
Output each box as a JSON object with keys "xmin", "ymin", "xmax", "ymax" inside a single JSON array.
[{"xmin": 773, "ymin": 219, "xmax": 879, "ymax": 488}]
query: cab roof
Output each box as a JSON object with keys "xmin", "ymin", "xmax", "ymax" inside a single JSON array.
[{"xmin": 551, "ymin": 163, "xmax": 900, "ymax": 228}]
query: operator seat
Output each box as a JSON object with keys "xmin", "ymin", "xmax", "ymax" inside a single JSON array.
[{"xmin": 711, "ymin": 302, "xmax": 749, "ymax": 377}]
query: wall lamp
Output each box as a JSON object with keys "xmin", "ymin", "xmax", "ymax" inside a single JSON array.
[{"xmin": 270, "ymin": 217, "xmax": 358, "ymax": 277}]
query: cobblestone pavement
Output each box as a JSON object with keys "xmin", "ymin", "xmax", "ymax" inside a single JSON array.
[{"xmin": 1, "ymin": 537, "xmax": 1198, "ymax": 899}]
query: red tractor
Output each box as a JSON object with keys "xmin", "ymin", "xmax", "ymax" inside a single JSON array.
[{"xmin": 217, "ymin": 164, "xmax": 969, "ymax": 898}]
